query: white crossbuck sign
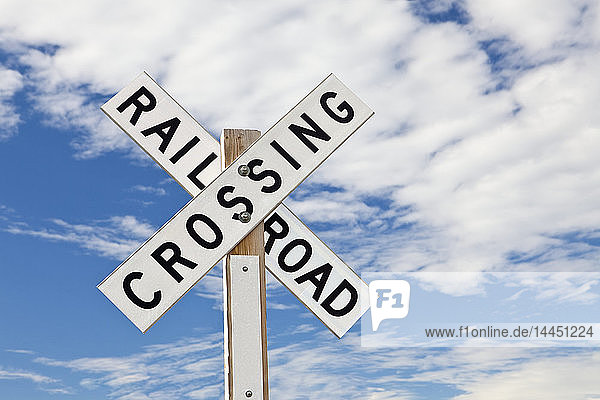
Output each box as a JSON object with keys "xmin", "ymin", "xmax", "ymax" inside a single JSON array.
[{"xmin": 98, "ymin": 72, "xmax": 373, "ymax": 337}]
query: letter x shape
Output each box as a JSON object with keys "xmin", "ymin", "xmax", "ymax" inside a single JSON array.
[{"xmin": 99, "ymin": 72, "xmax": 371, "ymax": 337}]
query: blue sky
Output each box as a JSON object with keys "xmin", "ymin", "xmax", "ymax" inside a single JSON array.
[{"xmin": 1, "ymin": 0, "xmax": 600, "ymax": 398}]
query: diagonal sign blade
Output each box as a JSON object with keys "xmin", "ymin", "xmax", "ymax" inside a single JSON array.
[
  {"xmin": 99, "ymin": 73, "xmax": 373, "ymax": 334},
  {"xmin": 101, "ymin": 72, "xmax": 221, "ymax": 197}
]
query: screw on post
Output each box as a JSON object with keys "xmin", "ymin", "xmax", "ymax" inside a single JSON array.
[
  {"xmin": 238, "ymin": 164, "xmax": 250, "ymax": 176},
  {"xmin": 238, "ymin": 211, "xmax": 251, "ymax": 223}
]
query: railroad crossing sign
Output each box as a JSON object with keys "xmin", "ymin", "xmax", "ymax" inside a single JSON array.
[{"xmin": 98, "ymin": 72, "xmax": 373, "ymax": 398}]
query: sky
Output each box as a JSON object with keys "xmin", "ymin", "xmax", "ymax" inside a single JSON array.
[{"xmin": 0, "ymin": 0, "xmax": 599, "ymax": 398}]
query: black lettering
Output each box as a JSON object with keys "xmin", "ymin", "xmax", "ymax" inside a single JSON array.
[
  {"xmin": 321, "ymin": 279, "xmax": 358, "ymax": 317},
  {"xmin": 186, "ymin": 214, "xmax": 223, "ymax": 249},
  {"xmin": 294, "ymin": 263, "xmax": 333, "ymax": 301},
  {"xmin": 247, "ymin": 159, "xmax": 282, "ymax": 193},
  {"xmin": 264, "ymin": 212, "xmax": 289, "ymax": 254},
  {"xmin": 123, "ymin": 271, "xmax": 162, "ymax": 309},
  {"xmin": 151, "ymin": 241, "xmax": 197, "ymax": 283},
  {"xmin": 278, "ymin": 238, "xmax": 312, "ymax": 273},
  {"xmin": 288, "ymin": 113, "xmax": 330, "ymax": 153},
  {"xmin": 170, "ymin": 136, "xmax": 200, "ymax": 164},
  {"xmin": 320, "ymin": 91, "xmax": 354, "ymax": 123},
  {"xmin": 270, "ymin": 140, "xmax": 301, "ymax": 170},
  {"xmin": 116, "ymin": 86, "xmax": 157, "ymax": 126},
  {"xmin": 140, "ymin": 117, "xmax": 180, "ymax": 153},
  {"xmin": 217, "ymin": 185, "xmax": 253, "ymax": 220},
  {"xmin": 187, "ymin": 152, "xmax": 218, "ymax": 190}
]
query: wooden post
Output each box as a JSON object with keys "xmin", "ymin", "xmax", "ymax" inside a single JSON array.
[{"xmin": 222, "ymin": 129, "xmax": 269, "ymax": 400}]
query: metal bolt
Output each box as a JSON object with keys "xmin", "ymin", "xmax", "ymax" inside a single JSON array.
[
  {"xmin": 239, "ymin": 211, "xmax": 251, "ymax": 223},
  {"xmin": 242, "ymin": 266, "xmax": 248, "ymax": 272},
  {"xmin": 245, "ymin": 390, "xmax": 253, "ymax": 398},
  {"xmin": 238, "ymin": 164, "xmax": 250, "ymax": 177}
]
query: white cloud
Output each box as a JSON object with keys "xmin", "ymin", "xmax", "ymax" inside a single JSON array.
[
  {"xmin": 5, "ymin": 215, "xmax": 155, "ymax": 260},
  {"xmin": 0, "ymin": 66, "xmax": 23, "ymax": 139},
  {"xmin": 451, "ymin": 351, "xmax": 600, "ymax": 400},
  {"xmin": 194, "ymin": 267, "xmax": 224, "ymax": 306},
  {"xmin": 290, "ymin": 9, "xmax": 600, "ymax": 278},
  {"xmin": 505, "ymin": 272, "xmax": 600, "ymax": 304},
  {"xmin": 288, "ymin": 323, "xmax": 317, "ymax": 334},
  {"xmin": 4, "ymin": 349, "xmax": 35, "ymax": 355},
  {"xmin": 0, "ymin": 367, "xmax": 56, "ymax": 384},
  {"xmin": 16, "ymin": 46, "xmax": 132, "ymax": 158},
  {"xmin": 185, "ymin": 383, "xmax": 221, "ymax": 400},
  {"xmin": 286, "ymin": 189, "xmax": 380, "ymax": 225},
  {"xmin": 268, "ymin": 301, "xmax": 299, "ymax": 311},
  {"xmin": 131, "ymin": 184, "xmax": 167, "ymax": 196},
  {"xmin": 46, "ymin": 388, "xmax": 75, "ymax": 394},
  {"xmin": 466, "ymin": 0, "xmax": 590, "ymax": 56},
  {"xmin": 0, "ymin": 67, "xmax": 22, "ymax": 97},
  {"xmin": 36, "ymin": 335, "xmax": 224, "ymax": 400},
  {"xmin": 0, "ymin": 0, "xmax": 416, "ymax": 156}
]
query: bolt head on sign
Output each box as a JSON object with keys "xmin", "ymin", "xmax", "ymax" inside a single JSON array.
[{"xmin": 98, "ymin": 73, "xmax": 373, "ymax": 334}]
